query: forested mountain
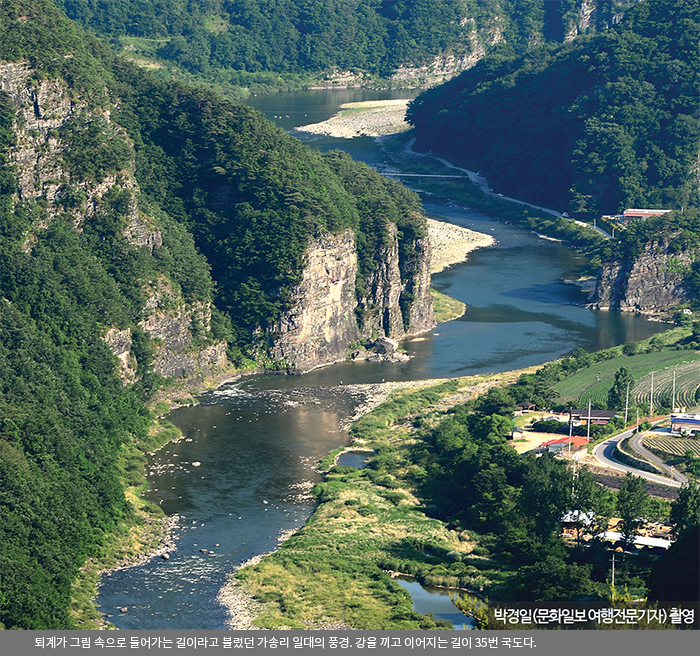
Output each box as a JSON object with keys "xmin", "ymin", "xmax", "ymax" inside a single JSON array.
[
  {"xmin": 590, "ymin": 207, "xmax": 700, "ymax": 314},
  {"xmin": 51, "ymin": 0, "xmax": 640, "ymax": 94},
  {"xmin": 407, "ymin": 0, "xmax": 700, "ymax": 219},
  {"xmin": 0, "ymin": 0, "xmax": 433, "ymax": 628}
]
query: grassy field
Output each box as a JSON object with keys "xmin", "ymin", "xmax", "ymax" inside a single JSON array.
[
  {"xmin": 553, "ymin": 349, "xmax": 700, "ymax": 409},
  {"xmin": 232, "ymin": 377, "xmax": 516, "ymax": 630},
  {"xmin": 644, "ymin": 435, "xmax": 700, "ymax": 457},
  {"xmin": 431, "ymin": 288, "xmax": 465, "ymax": 323}
]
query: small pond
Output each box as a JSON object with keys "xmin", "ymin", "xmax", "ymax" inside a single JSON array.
[
  {"xmin": 396, "ymin": 577, "xmax": 477, "ymax": 630},
  {"xmin": 336, "ymin": 450, "xmax": 374, "ymax": 469}
]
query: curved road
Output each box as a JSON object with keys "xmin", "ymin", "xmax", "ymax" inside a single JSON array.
[
  {"xmin": 593, "ymin": 424, "xmax": 687, "ymax": 488},
  {"xmin": 629, "ymin": 431, "xmax": 688, "ymax": 485},
  {"xmin": 402, "ymin": 139, "xmax": 612, "ymax": 239}
]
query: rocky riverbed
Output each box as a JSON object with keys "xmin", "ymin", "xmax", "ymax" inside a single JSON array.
[
  {"xmin": 427, "ymin": 218, "xmax": 495, "ymax": 273},
  {"xmin": 295, "ymin": 99, "xmax": 411, "ymax": 138}
]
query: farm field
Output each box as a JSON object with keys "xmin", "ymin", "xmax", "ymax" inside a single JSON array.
[
  {"xmin": 633, "ymin": 359, "xmax": 700, "ymax": 409},
  {"xmin": 644, "ymin": 435, "xmax": 700, "ymax": 457},
  {"xmin": 553, "ymin": 350, "xmax": 700, "ymax": 408}
]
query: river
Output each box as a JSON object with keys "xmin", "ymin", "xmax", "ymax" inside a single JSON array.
[{"xmin": 95, "ymin": 89, "xmax": 668, "ymax": 629}]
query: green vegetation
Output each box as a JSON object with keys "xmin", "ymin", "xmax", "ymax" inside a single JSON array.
[
  {"xmin": 598, "ymin": 207, "xmax": 700, "ymax": 308},
  {"xmin": 430, "ymin": 288, "xmax": 465, "ymax": 323},
  {"xmin": 644, "ymin": 437, "xmax": 700, "ymax": 459},
  {"xmin": 552, "ymin": 343, "xmax": 700, "ymax": 410},
  {"xmin": 381, "ymin": 132, "xmax": 606, "ymax": 258},
  {"xmin": 236, "ymin": 368, "xmax": 699, "ymax": 628},
  {"xmin": 407, "ymin": 0, "xmax": 700, "ymax": 219},
  {"xmin": 51, "ymin": 1, "xmax": 639, "ymax": 97},
  {"xmin": 235, "ymin": 377, "xmax": 507, "ymax": 629}
]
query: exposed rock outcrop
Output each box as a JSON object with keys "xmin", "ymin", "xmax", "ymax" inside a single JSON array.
[
  {"xmin": 0, "ymin": 62, "xmax": 162, "ymax": 251},
  {"xmin": 266, "ymin": 230, "xmax": 360, "ymax": 372},
  {"xmin": 103, "ymin": 328, "xmax": 136, "ymax": 383},
  {"xmin": 589, "ymin": 233, "xmax": 693, "ymax": 314},
  {"xmin": 267, "ymin": 224, "xmax": 435, "ymax": 373},
  {"xmin": 2, "ymin": 60, "xmax": 229, "ymax": 387},
  {"xmin": 140, "ymin": 278, "xmax": 229, "ymax": 380},
  {"xmin": 357, "ymin": 222, "xmax": 435, "ymax": 341}
]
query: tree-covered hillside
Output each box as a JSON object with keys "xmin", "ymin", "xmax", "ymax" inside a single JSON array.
[
  {"xmin": 0, "ymin": 0, "xmax": 430, "ymax": 628},
  {"xmin": 407, "ymin": 0, "xmax": 700, "ymax": 218},
  {"xmin": 51, "ymin": 0, "xmax": 639, "ymax": 94}
]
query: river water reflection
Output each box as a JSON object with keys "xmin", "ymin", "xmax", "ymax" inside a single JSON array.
[
  {"xmin": 395, "ymin": 578, "xmax": 476, "ymax": 630},
  {"xmin": 96, "ymin": 90, "xmax": 668, "ymax": 629}
]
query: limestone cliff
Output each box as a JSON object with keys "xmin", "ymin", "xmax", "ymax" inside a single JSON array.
[
  {"xmin": 267, "ymin": 224, "xmax": 435, "ymax": 373},
  {"xmin": 1, "ymin": 60, "xmax": 231, "ymax": 387},
  {"xmin": 357, "ymin": 222, "xmax": 435, "ymax": 341},
  {"xmin": 589, "ymin": 232, "xmax": 693, "ymax": 314},
  {"xmin": 266, "ymin": 230, "xmax": 360, "ymax": 372}
]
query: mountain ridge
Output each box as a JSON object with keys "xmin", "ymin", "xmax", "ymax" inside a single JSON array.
[{"xmin": 0, "ymin": 0, "xmax": 434, "ymax": 628}]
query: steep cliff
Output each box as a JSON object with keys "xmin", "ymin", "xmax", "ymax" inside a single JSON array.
[
  {"xmin": 0, "ymin": 59, "xmax": 232, "ymax": 389},
  {"xmin": 356, "ymin": 221, "xmax": 434, "ymax": 342},
  {"xmin": 268, "ymin": 224, "xmax": 436, "ymax": 373},
  {"xmin": 589, "ymin": 231, "xmax": 695, "ymax": 314},
  {"xmin": 266, "ymin": 230, "xmax": 360, "ymax": 372}
]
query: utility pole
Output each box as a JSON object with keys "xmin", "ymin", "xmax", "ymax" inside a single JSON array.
[
  {"xmin": 672, "ymin": 369, "xmax": 676, "ymax": 412},
  {"xmin": 650, "ymin": 372, "xmax": 654, "ymax": 416},
  {"xmin": 624, "ymin": 382, "xmax": 630, "ymax": 424},
  {"xmin": 587, "ymin": 399, "xmax": 591, "ymax": 442},
  {"xmin": 611, "ymin": 552, "xmax": 616, "ymax": 592},
  {"xmin": 568, "ymin": 413, "xmax": 573, "ymax": 460}
]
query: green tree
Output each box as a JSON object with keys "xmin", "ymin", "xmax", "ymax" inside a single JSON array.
[
  {"xmin": 606, "ymin": 366, "xmax": 634, "ymax": 411},
  {"xmin": 520, "ymin": 453, "xmax": 573, "ymax": 543},
  {"xmin": 617, "ymin": 473, "xmax": 648, "ymax": 552},
  {"xmin": 512, "ymin": 556, "xmax": 593, "ymax": 601},
  {"xmin": 570, "ymin": 467, "xmax": 598, "ymax": 548},
  {"xmin": 669, "ymin": 480, "xmax": 700, "ymax": 536}
]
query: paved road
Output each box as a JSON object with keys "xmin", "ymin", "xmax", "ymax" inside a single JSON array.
[
  {"xmin": 593, "ymin": 423, "xmax": 685, "ymax": 488},
  {"xmin": 629, "ymin": 431, "xmax": 688, "ymax": 485},
  {"xmin": 403, "ymin": 139, "xmax": 612, "ymax": 239}
]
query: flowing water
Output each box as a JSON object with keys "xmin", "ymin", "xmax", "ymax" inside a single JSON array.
[{"xmin": 96, "ymin": 90, "xmax": 668, "ymax": 629}]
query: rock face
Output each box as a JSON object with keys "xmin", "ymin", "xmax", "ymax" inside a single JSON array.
[
  {"xmin": 265, "ymin": 230, "xmax": 360, "ymax": 372},
  {"xmin": 268, "ymin": 225, "xmax": 436, "ymax": 373},
  {"xmin": 103, "ymin": 328, "xmax": 136, "ymax": 383},
  {"xmin": 1, "ymin": 60, "xmax": 230, "ymax": 386},
  {"xmin": 140, "ymin": 279, "xmax": 229, "ymax": 380},
  {"xmin": 589, "ymin": 233, "xmax": 693, "ymax": 314},
  {"xmin": 357, "ymin": 222, "xmax": 435, "ymax": 341}
]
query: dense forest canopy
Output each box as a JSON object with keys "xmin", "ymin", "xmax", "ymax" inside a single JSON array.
[
  {"xmin": 1, "ymin": 0, "xmax": 696, "ymax": 632},
  {"xmin": 50, "ymin": 0, "xmax": 639, "ymax": 93},
  {"xmin": 407, "ymin": 0, "xmax": 700, "ymax": 218},
  {"xmin": 0, "ymin": 0, "xmax": 430, "ymax": 628}
]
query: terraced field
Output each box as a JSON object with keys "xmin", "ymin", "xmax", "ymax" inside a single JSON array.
[
  {"xmin": 633, "ymin": 359, "xmax": 700, "ymax": 408},
  {"xmin": 553, "ymin": 351, "xmax": 700, "ymax": 409},
  {"xmin": 644, "ymin": 435, "xmax": 700, "ymax": 457}
]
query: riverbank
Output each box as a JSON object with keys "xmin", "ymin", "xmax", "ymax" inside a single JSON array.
[
  {"xmin": 427, "ymin": 218, "xmax": 495, "ymax": 274},
  {"xmin": 294, "ymin": 99, "xmax": 412, "ymax": 138},
  {"xmin": 379, "ymin": 133, "xmax": 606, "ymax": 257},
  {"xmin": 218, "ymin": 370, "xmax": 537, "ymax": 630}
]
